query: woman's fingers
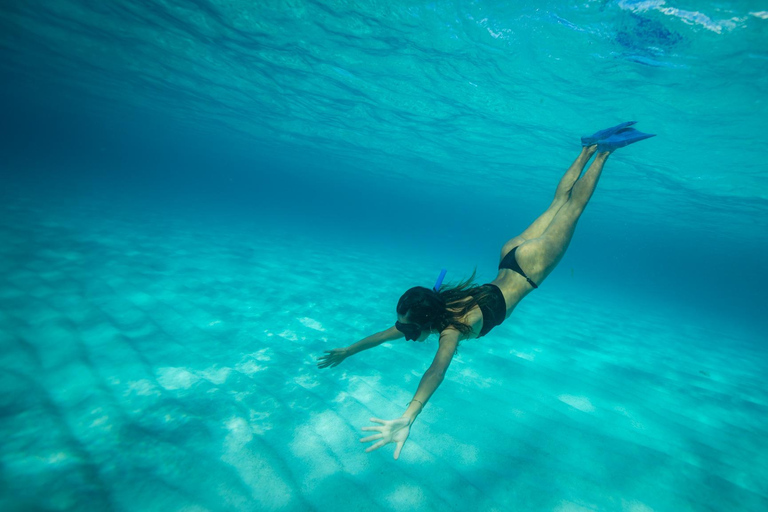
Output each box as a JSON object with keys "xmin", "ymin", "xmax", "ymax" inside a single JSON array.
[
  {"xmin": 360, "ymin": 433, "xmax": 383, "ymax": 443},
  {"xmin": 359, "ymin": 417, "xmax": 409, "ymax": 459},
  {"xmin": 316, "ymin": 349, "xmax": 346, "ymax": 368},
  {"xmin": 365, "ymin": 439, "xmax": 387, "ymax": 453},
  {"xmin": 393, "ymin": 441, "xmax": 404, "ymax": 460}
]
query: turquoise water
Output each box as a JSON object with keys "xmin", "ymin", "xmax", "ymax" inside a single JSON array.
[{"xmin": 1, "ymin": 1, "xmax": 767, "ymax": 511}]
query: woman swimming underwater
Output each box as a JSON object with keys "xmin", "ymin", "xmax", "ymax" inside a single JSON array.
[{"xmin": 317, "ymin": 122, "xmax": 654, "ymax": 459}]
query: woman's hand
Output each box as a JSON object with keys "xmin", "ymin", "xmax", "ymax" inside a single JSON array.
[
  {"xmin": 316, "ymin": 348, "xmax": 349, "ymax": 369},
  {"xmin": 360, "ymin": 416, "xmax": 412, "ymax": 459}
]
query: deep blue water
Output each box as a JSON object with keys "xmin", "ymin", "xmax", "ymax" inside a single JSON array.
[{"xmin": 1, "ymin": 1, "xmax": 767, "ymax": 511}]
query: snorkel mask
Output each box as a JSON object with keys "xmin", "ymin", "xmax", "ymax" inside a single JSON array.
[{"xmin": 395, "ymin": 269, "xmax": 447, "ymax": 340}]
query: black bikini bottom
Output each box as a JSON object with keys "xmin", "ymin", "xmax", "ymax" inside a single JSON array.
[{"xmin": 499, "ymin": 246, "xmax": 538, "ymax": 289}]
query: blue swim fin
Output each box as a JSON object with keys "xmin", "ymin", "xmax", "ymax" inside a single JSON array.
[
  {"xmin": 581, "ymin": 121, "xmax": 637, "ymax": 146},
  {"xmin": 597, "ymin": 127, "xmax": 655, "ymax": 152}
]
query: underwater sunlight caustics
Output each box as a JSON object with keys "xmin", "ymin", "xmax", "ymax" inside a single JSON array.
[
  {"xmin": 317, "ymin": 122, "xmax": 656, "ymax": 460},
  {"xmin": 3, "ymin": 1, "xmax": 768, "ymax": 510}
]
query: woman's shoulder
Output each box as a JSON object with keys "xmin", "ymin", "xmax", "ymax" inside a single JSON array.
[{"xmin": 445, "ymin": 301, "xmax": 483, "ymax": 339}]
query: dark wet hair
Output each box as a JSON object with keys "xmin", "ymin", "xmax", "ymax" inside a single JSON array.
[{"xmin": 396, "ymin": 270, "xmax": 495, "ymax": 337}]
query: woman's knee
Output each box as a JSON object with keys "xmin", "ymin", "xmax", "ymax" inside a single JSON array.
[
  {"xmin": 563, "ymin": 200, "xmax": 585, "ymax": 220},
  {"xmin": 554, "ymin": 184, "xmax": 573, "ymax": 203}
]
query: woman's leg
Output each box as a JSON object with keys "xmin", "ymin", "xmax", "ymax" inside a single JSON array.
[
  {"xmin": 499, "ymin": 146, "xmax": 597, "ymax": 263},
  {"xmin": 515, "ymin": 150, "xmax": 610, "ymax": 282}
]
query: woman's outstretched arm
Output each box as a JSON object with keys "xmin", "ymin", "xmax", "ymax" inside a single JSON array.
[
  {"xmin": 403, "ymin": 329, "xmax": 459, "ymax": 423},
  {"xmin": 360, "ymin": 329, "xmax": 459, "ymax": 459},
  {"xmin": 316, "ymin": 325, "xmax": 402, "ymax": 369}
]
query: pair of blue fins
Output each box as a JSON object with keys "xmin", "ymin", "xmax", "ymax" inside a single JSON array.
[{"xmin": 581, "ymin": 121, "xmax": 655, "ymax": 152}]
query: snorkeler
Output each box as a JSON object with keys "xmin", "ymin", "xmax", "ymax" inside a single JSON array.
[{"xmin": 317, "ymin": 122, "xmax": 654, "ymax": 459}]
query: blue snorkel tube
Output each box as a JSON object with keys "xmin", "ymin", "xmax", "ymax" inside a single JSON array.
[{"xmin": 433, "ymin": 268, "xmax": 447, "ymax": 292}]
